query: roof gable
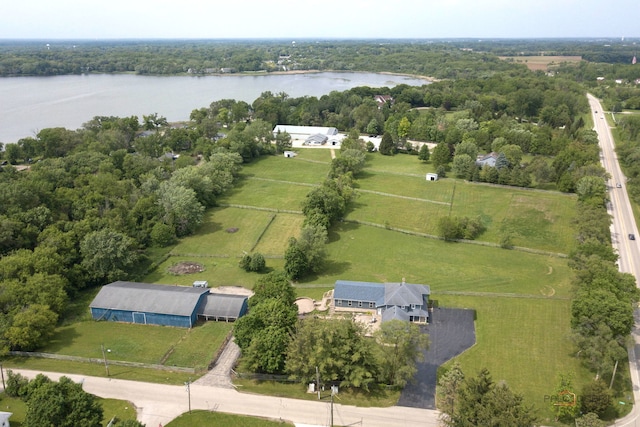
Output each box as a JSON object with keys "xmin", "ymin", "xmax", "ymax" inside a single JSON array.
[
  {"xmin": 90, "ymin": 281, "xmax": 209, "ymax": 317},
  {"xmin": 384, "ymin": 283, "xmax": 429, "ymax": 306}
]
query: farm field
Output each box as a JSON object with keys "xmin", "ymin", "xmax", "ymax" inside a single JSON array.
[{"xmin": 499, "ymin": 55, "xmax": 582, "ymax": 71}]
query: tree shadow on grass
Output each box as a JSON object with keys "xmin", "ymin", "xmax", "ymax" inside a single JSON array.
[
  {"xmin": 327, "ymin": 221, "xmax": 360, "ymax": 243},
  {"xmin": 41, "ymin": 326, "xmax": 82, "ymax": 353}
]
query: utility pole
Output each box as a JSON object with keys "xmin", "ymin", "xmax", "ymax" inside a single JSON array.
[
  {"xmin": 185, "ymin": 378, "xmax": 191, "ymax": 413},
  {"xmin": 101, "ymin": 344, "xmax": 110, "ymax": 377},
  {"xmin": 316, "ymin": 366, "xmax": 320, "ymax": 400},
  {"xmin": 610, "ymin": 360, "xmax": 619, "ymax": 389},
  {"xmin": 0, "ymin": 363, "xmax": 5, "ymax": 389}
]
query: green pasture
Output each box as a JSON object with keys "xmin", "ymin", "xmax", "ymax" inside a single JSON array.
[
  {"xmin": 316, "ymin": 221, "xmax": 573, "ymax": 298},
  {"xmin": 438, "ymin": 295, "xmax": 632, "ymax": 424},
  {"xmin": 241, "ymin": 153, "xmax": 329, "ymax": 183},
  {"xmin": 146, "ymin": 255, "xmax": 285, "ymax": 288},
  {"xmin": 355, "ymin": 170, "xmax": 453, "ymax": 203},
  {"xmin": 218, "ymin": 178, "xmax": 312, "ymax": 211},
  {"xmin": 364, "ymin": 151, "xmax": 434, "ymax": 175},
  {"xmin": 253, "ymin": 213, "xmax": 304, "ymax": 255},
  {"xmin": 163, "ymin": 322, "xmax": 233, "ymax": 369},
  {"xmin": 171, "ymin": 207, "xmax": 276, "ymax": 256},
  {"xmin": 39, "ymin": 319, "xmax": 231, "ymax": 370}
]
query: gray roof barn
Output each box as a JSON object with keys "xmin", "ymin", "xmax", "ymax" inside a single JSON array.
[
  {"xmin": 91, "ymin": 281, "xmax": 208, "ymax": 316},
  {"xmin": 89, "ymin": 281, "xmax": 248, "ymax": 327}
]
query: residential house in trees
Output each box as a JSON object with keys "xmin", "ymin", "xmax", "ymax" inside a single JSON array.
[
  {"xmin": 333, "ymin": 279, "xmax": 430, "ymax": 323},
  {"xmin": 475, "ymin": 152, "xmax": 499, "ymax": 167},
  {"xmin": 374, "ymin": 94, "xmax": 394, "ymax": 109}
]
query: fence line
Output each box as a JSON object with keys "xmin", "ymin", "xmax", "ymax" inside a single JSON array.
[{"xmin": 8, "ymin": 351, "xmax": 197, "ymax": 374}]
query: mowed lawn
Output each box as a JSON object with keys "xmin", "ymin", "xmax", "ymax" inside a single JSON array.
[
  {"xmin": 39, "ymin": 319, "xmax": 232, "ymax": 370},
  {"xmin": 317, "ymin": 221, "xmax": 573, "ymax": 298},
  {"xmin": 437, "ymin": 295, "xmax": 594, "ymax": 424}
]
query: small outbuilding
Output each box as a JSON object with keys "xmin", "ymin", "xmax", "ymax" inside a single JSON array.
[
  {"xmin": 198, "ymin": 294, "xmax": 248, "ymax": 322},
  {"xmin": 426, "ymin": 173, "xmax": 438, "ymax": 181},
  {"xmin": 283, "ymin": 151, "xmax": 297, "ymax": 158}
]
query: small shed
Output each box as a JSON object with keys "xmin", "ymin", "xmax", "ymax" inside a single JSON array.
[
  {"xmin": 0, "ymin": 412, "xmax": 11, "ymax": 427},
  {"xmin": 90, "ymin": 281, "xmax": 209, "ymax": 328},
  {"xmin": 283, "ymin": 151, "xmax": 297, "ymax": 158},
  {"xmin": 426, "ymin": 173, "xmax": 438, "ymax": 181},
  {"xmin": 193, "ymin": 280, "xmax": 208, "ymax": 288},
  {"xmin": 198, "ymin": 294, "xmax": 248, "ymax": 322}
]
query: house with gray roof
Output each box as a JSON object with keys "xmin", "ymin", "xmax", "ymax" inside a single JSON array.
[
  {"xmin": 90, "ymin": 281, "xmax": 247, "ymax": 328},
  {"xmin": 333, "ymin": 279, "xmax": 430, "ymax": 323}
]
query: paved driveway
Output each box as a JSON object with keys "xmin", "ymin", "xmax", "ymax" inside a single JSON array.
[{"xmin": 397, "ymin": 307, "xmax": 476, "ymax": 409}]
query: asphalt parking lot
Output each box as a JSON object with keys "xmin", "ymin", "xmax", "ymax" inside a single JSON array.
[{"xmin": 397, "ymin": 307, "xmax": 476, "ymax": 409}]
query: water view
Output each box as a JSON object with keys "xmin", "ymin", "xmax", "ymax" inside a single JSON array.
[{"xmin": 0, "ymin": 72, "xmax": 428, "ymax": 144}]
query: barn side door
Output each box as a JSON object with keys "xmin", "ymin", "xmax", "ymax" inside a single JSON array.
[{"xmin": 133, "ymin": 312, "xmax": 147, "ymax": 324}]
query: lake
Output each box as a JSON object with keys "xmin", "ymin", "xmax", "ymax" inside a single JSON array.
[{"xmin": 0, "ymin": 72, "xmax": 428, "ymax": 144}]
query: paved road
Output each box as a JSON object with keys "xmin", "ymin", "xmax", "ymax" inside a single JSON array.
[
  {"xmin": 587, "ymin": 94, "xmax": 640, "ymax": 426},
  {"xmin": 12, "ymin": 369, "xmax": 440, "ymax": 427}
]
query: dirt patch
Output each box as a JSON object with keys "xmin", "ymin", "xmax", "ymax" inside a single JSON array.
[
  {"xmin": 295, "ymin": 297, "xmax": 315, "ymax": 315},
  {"xmin": 226, "ymin": 227, "xmax": 239, "ymax": 233},
  {"xmin": 168, "ymin": 261, "xmax": 204, "ymax": 275}
]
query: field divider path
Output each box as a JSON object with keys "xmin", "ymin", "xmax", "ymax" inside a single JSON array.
[
  {"xmin": 343, "ymin": 219, "xmax": 568, "ymax": 258},
  {"xmin": 247, "ymin": 176, "xmax": 320, "ymax": 187},
  {"xmin": 355, "ymin": 188, "xmax": 450, "ymax": 205}
]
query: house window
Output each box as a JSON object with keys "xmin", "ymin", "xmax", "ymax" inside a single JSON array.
[
  {"xmin": 369, "ymin": 302, "xmax": 374, "ymax": 308},
  {"xmin": 336, "ymin": 300, "xmax": 342, "ymax": 306},
  {"xmin": 358, "ymin": 301, "xmax": 363, "ymax": 307},
  {"xmin": 401, "ymin": 305, "xmax": 406, "ymax": 310},
  {"xmin": 348, "ymin": 300, "xmax": 352, "ymax": 307},
  {"xmin": 410, "ymin": 304, "xmax": 416, "ymax": 310}
]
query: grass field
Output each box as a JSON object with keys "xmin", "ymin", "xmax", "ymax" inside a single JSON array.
[
  {"xmin": 499, "ymin": 55, "xmax": 583, "ymax": 71},
  {"xmin": 17, "ymin": 148, "xmax": 605, "ymax": 423}
]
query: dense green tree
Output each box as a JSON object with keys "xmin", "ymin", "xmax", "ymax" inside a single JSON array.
[
  {"xmin": 451, "ymin": 154, "xmax": 475, "ymax": 180},
  {"xmin": 374, "ymin": 320, "xmax": 429, "ymax": 387},
  {"xmin": 445, "ymin": 368, "xmax": 537, "ymax": 427},
  {"xmin": 431, "ymin": 142, "xmax": 451, "ymax": 168},
  {"xmin": 250, "ymin": 271, "xmax": 295, "ymax": 307},
  {"xmin": 24, "ymin": 375, "xmax": 103, "ymax": 427},
  {"xmin": 418, "ymin": 143, "xmax": 430, "ymax": 162},
  {"xmin": 80, "ymin": 228, "xmax": 139, "ymax": 283},
  {"xmin": 576, "ymin": 176, "xmax": 607, "ymax": 206},
  {"xmin": 571, "ymin": 288, "xmax": 634, "ymax": 339},
  {"xmin": 378, "ymin": 132, "xmax": 395, "ymax": 155},
  {"xmin": 437, "ymin": 362, "xmax": 465, "ymax": 421},
  {"xmin": 5, "ymin": 304, "xmax": 58, "ymax": 351},
  {"xmin": 274, "ymin": 131, "xmax": 292, "ymax": 154},
  {"xmin": 549, "ymin": 373, "xmax": 580, "ymax": 421},
  {"xmin": 575, "ymin": 413, "xmax": 606, "ymax": 427},
  {"xmin": 580, "ymin": 380, "xmax": 612, "ymax": 417},
  {"xmin": 156, "ymin": 181, "xmax": 205, "ymax": 237},
  {"xmin": 286, "ymin": 318, "xmax": 379, "ymax": 390}
]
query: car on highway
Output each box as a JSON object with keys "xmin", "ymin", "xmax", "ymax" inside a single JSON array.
[{"xmin": 630, "ymin": 234, "xmax": 636, "ymax": 240}]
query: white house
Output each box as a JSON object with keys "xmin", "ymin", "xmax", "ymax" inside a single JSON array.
[
  {"xmin": 272, "ymin": 125, "xmax": 338, "ymax": 141},
  {"xmin": 476, "ymin": 152, "xmax": 499, "ymax": 167}
]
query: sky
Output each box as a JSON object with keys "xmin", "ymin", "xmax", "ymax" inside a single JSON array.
[{"xmin": 0, "ymin": 0, "xmax": 638, "ymax": 40}]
